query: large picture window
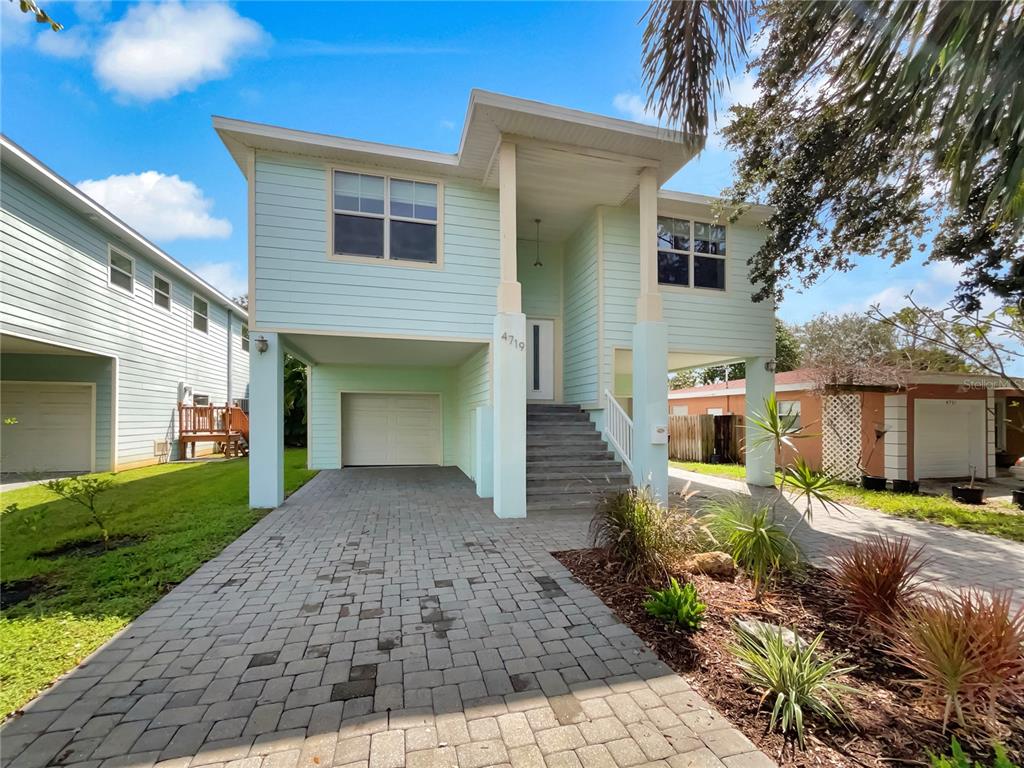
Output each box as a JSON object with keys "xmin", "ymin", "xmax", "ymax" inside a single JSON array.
[
  {"xmin": 657, "ymin": 217, "xmax": 726, "ymax": 290},
  {"xmin": 332, "ymin": 171, "xmax": 439, "ymax": 264}
]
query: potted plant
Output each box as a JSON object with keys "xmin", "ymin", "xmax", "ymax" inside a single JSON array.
[
  {"xmin": 951, "ymin": 467, "xmax": 984, "ymax": 505},
  {"xmin": 1012, "ymin": 489, "xmax": 1024, "ymax": 509},
  {"xmin": 859, "ymin": 424, "xmax": 887, "ymax": 491},
  {"xmin": 891, "ymin": 478, "xmax": 919, "ymax": 494}
]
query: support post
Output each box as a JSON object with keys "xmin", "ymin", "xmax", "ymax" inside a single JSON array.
[
  {"xmin": 492, "ymin": 139, "xmax": 527, "ymax": 518},
  {"xmin": 630, "ymin": 166, "xmax": 668, "ymax": 500},
  {"xmin": 744, "ymin": 356, "xmax": 775, "ymax": 486},
  {"xmin": 249, "ymin": 331, "xmax": 285, "ymax": 508},
  {"xmin": 475, "ymin": 404, "xmax": 494, "ymax": 498}
]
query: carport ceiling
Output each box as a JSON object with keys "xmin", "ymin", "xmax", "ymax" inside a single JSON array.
[{"xmin": 284, "ymin": 334, "xmax": 488, "ymax": 367}]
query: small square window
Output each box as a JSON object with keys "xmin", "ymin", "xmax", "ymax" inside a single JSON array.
[
  {"xmin": 193, "ymin": 295, "xmax": 209, "ymax": 333},
  {"xmin": 154, "ymin": 274, "xmax": 171, "ymax": 310},
  {"xmin": 241, "ymin": 324, "xmax": 249, "ymax": 352},
  {"xmin": 657, "ymin": 217, "xmax": 689, "ymax": 251},
  {"xmin": 334, "ymin": 171, "xmax": 384, "ymax": 215},
  {"xmin": 193, "ymin": 393, "xmax": 210, "ymax": 406},
  {"xmin": 109, "ymin": 249, "xmax": 133, "ymax": 292}
]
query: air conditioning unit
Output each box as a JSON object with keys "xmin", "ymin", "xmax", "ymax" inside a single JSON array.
[{"xmin": 153, "ymin": 440, "xmax": 171, "ymax": 458}]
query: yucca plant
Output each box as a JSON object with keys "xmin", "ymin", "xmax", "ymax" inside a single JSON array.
[
  {"xmin": 707, "ymin": 495, "xmax": 800, "ymax": 599},
  {"xmin": 730, "ymin": 623, "xmax": 858, "ymax": 749},
  {"xmin": 644, "ymin": 577, "xmax": 707, "ymax": 631},
  {"xmin": 782, "ymin": 457, "xmax": 847, "ymax": 523},
  {"xmin": 590, "ymin": 486, "xmax": 678, "ymax": 583},
  {"xmin": 887, "ymin": 589, "xmax": 1024, "ymax": 733},
  {"xmin": 830, "ymin": 534, "xmax": 929, "ymax": 626}
]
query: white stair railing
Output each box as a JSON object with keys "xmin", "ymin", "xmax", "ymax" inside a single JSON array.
[{"xmin": 603, "ymin": 389, "xmax": 633, "ymax": 472}]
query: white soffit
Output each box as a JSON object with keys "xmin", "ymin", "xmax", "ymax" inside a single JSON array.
[{"xmin": 283, "ymin": 333, "xmax": 488, "ymax": 367}]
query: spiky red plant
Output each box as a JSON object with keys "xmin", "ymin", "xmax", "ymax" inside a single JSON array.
[
  {"xmin": 887, "ymin": 589, "xmax": 1024, "ymax": 734},
  {"xmin": 830, "ymin": 534, "xmax": 928, "ymax": 625}
]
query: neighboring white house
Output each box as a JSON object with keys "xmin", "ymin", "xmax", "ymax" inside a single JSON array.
[
  {"xmin": 217, "ymin": 90, "xmax": 777, "ymax": 516},
  {"xmin": 0, "ymin": 136, "xmax": 249, "ymax": 473}
]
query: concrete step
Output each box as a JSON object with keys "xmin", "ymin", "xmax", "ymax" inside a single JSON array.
[
  {"xmin": 525, "ymin": 458, "xmax": 625, "ymax": 471},
  {"xmin": 526, "ymin": 404, "xmax": 584, "ymax": 413},
  {"xmin": 527, "ymin": 435, "xmax": 607, "ymax": 447},
  {"xmin": 527, "ymin": 423, "xmax": 597, "ymax": 434},
  {"xmin": 526, "ymin": 493, "xmax": 619, "ymax": 513},
  {"xmin": 527, "ymin": 478, "xmax": 631, "ymax": 494},
  {"xmin": 526, "ymin": 469, "xmax": 631, "ymax": 481},
  {"xmin": 526, "ymin": 448, "xmax": 616, "ymax": 461}
]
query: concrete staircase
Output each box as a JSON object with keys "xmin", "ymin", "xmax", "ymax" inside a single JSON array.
[{"xmin": 526, "ymin": 404, "xmax": 632, "ymax": 513}]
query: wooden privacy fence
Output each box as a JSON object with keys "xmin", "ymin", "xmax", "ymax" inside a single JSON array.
[{"xmin": 668, "ymin": 414, "xmax": 745, "ymax": 463}]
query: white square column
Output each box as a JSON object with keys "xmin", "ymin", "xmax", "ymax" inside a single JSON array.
[
  {"xmin": 249, "ymin": 331, "xmax": 284, "ymax": 508},
  {"xmin": 744, "ymin": 356, "xmax": 775, "ymax": 486},
  {"xmin": 492, "ymin": 140, "xmax": 527, "ymax": 518}
]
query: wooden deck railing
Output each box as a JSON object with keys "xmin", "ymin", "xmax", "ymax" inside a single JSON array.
[{"xmin": 177, "ymin": 403, "xmax": 249, "ymax": 459}]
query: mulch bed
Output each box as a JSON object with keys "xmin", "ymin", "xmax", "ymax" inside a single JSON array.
[
  {"xmin": 553, "ymin": 548, "xmax": 1024, "ymax": 768},
  {"xmin": 32, "ymin": 533, "xmax": 145, "ymax": 559}
]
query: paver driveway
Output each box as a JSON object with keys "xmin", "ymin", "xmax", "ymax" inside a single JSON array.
[{"xmin": 2, "ymin": 468, "xmax": 773, "ymax": 768}]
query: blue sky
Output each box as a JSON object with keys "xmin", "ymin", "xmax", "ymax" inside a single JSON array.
[{"xmin": 2, "ymin": 1, "xmax": 960, "ymax": 323}]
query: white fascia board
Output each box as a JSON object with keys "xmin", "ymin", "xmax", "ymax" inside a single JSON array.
[
  {"xmin": 658, "ymin": 189, "xmax": 775, "ymax": 222},
  {"xmin": 668, "ymin": 381, "xmax": 812, "ymax": 400},
  {"xmin": 1, "ymin": 135, "xmax": 246, "ymax": 319}
]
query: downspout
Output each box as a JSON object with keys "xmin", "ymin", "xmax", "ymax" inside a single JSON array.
[{"xmin": 226, "ymin": 308, "xmax": 233, "ymax": 406}]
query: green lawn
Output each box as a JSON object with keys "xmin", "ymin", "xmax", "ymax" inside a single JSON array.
[
  {"xmin": 0, "ymin": 449, "xmax": 317, "ymax": 718},
  {"xmin": 671, "ymin": 460, "xmax": 1024, "ymax": 543}
]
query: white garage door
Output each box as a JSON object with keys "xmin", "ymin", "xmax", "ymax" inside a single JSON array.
[
  {"xmin": 1, "ymin": 382, "xmax": 94, "ymax": 473},
  {"xmin": 914, "ymin": 399, "xmax": 986, "ymax": 479},
  {"xmin": 341, "ymin": 393, "xmax": 441, "ymax": 466}
]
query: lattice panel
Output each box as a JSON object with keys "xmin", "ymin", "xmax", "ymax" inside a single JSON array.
[{"xmin": 822, "ymin": 394, "xmax": 861, "ymax": 481}]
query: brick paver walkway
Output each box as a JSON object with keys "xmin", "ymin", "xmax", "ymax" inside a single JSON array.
[
  {"xmin": 3, "ymin": 468, "xmax": 774, "ymax": 768},
  {"xmin": 670, "ymin": 467, "xmax": 1024, "ymax": 609}
]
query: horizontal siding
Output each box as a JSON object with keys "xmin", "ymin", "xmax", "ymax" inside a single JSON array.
[
  {"xmin": 253, "ymin": 152, "xmax": 500, "ymax": 338},
  {"xmin": 308, "ymin": 363, "xmax": 459, "ymax": 470},
  {"xmin": 0, "ymin": 165, "xmax": 248, "ymax": 468},
  {"xmin": 562, "ymin": 212, "xmax": 599, "ymax": 405},
  {"xmin": 454, "ymin": 346, "xmax": 491, "ymax": 480},
  {"xmin": 601, "ymin": 205, "xmax": 774, "ymax": 388}
]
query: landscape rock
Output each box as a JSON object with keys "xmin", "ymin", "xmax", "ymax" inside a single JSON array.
[
  {"xmin": 734, "ymin": 618, "xmax": 808, "ymax": 649},
  {"xmin": 688, "ymin": 551, "xmax": 735, "ymax": 577}
]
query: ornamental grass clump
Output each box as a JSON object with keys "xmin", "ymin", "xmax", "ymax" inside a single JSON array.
[
  {"xmin": 887, "ymin": 589, "xmax": 1024, "ymax": 734},
  {"xmin": 830, "ymin": 534, "xmax": 929, "ymax": 626},
  {"xmin": 644, "ymin": 577, "xmax": 707, "ymax": 631},
  {"xmin": 707, "ymin": 495, "xmax": 800, "ymax": 599},
  {"xmin": 730, "ymin": 623, "xmax": 857, "ymax": 749},
  {"xmin": 590, "ymin": 486, "xmax": 678, "ymax": 583}
]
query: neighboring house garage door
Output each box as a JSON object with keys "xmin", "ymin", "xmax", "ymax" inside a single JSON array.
[
  {"xmin": 1, "ymin": 381, "xmax": 94, "ymax": 473},
  {"xmin": 340, "ymin": 393, "xmax": 441, "ymax": 466},
  {"xmin": 914, "ymin": 398, "xmax": 986, "ymax": 479}
]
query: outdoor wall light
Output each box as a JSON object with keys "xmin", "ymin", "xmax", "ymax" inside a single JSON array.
[
  {"xmin": 764, "ymin": 359, "xmax": 777, "ymax": 372},
  {"xmin": 256, "ymin": 336, "xmax": 269, "ymax": 355}
]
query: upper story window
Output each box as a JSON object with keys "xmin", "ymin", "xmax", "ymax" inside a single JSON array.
[
  {"xmin": 331, "ymin": 170, "xmax": 440, "ymax": 264},
  {"xmin": 657, "ymin": 217, "xmax": 726, "ymax": 290},
  {"xmin": 153, "ymin": 274, "xmax": 172, "ymax": 311},
  {"xmin": 241, "ymin": 323, "xmax": 249, "ymax": 352},
  {"xmin": 109, "ymin": 248, "xmax": 134, "ymax": 293},
  {"xmin": 193, "ymin": 295, "xmax": 209, "ymax": 333}
]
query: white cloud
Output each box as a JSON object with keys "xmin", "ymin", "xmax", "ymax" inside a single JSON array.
[
  {"xmin": 94, "ymin": 2, "xmax": 267, "ymax": 102},
  {"xmin": 194, "ymin": 261, "xmax": 247, "ymax": 299},
  {"xmin": 74, "ymin": 1, "xmax": 111, "ymax": 23},
  {"xmin": 36, "ymin": 25, "xmax": 91, "ymax": 58},
  {"xmin": 440, "ymin": 119, "xmax": 456, "ymax": 131},
  {"xmin": 1, "ymin": 1, "xmax": 35, "ymax": 48},
  {"xmin": 612, "ymin": 92, "xmax": 659, "ymax": 125},
  {"xmin": 77, "ymin": 171, "xmax": 232, "ymax": 241}
]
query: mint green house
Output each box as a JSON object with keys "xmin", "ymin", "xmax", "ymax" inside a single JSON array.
[
  {"xmin": 216, "ymin": 91, "xmax": 776, "ymax": 516},
  {"xmin": 0, "ymin": 136, "xmax": 249, "ymax": 474}
]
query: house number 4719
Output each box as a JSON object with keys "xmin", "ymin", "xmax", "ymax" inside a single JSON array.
[{"xmin": 501, "ymin": 332, "xmax": 525, "ymax": 351}]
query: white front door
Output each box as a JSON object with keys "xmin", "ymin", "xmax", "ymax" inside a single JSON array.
[
  {"xmin": 340, "ymin": 393, "xmax": 442, "ymax": 466},
  {"xmin": 527, "ymin": 318, "xmax": 554, "ymax": 401}
]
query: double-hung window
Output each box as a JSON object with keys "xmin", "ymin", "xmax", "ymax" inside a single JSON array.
[
  {"xmin": 153, "ymin": 274, "xmax": 172, "ymax": 310},
  {"xmin": 193, "ymin": 295, "xmax": 209, "ymax": 333},
  {"xmin": 109, "ymin": 248, "xmax": 134, "ymax": 293},
  {"xmin": 657, "ymin": 217, "xmax": 727, "ymax": 290},
  {"xmin": 241, "ymin": 323, "xmax": 250, "ymax": 352},
  {"xmin": 332, "ymin": 170, "xmax": 439, "ymax": 264}
]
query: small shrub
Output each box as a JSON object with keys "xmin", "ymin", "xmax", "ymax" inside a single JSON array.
[
  {"xmin": 830, "ymin": 534, "xmax": 928, "ymax": 626},
  {"xmin": 929, "ymin": 737, "xmax": 1019, "ymax": 768},
  {"xmin": 644, "ymin": 577, "xmax": 707, "ymax": 631},
  {"xmin": 887, "ymin": 589, "xmax": 1024, "ymax": 733},
  {"xmin": 45, "ymin": 476, "xmax": 114, "ymax": 543},
  {"xmin": 730, "ymin": 623, "xmax": 857, "ymax": 749},
  {"xmin": 707, "ymin": 495, "xmax": 800, "ymax": 598},
  {"xmin": 590, "ymin": 486, "xmax": 677, "ymax": 583}
]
